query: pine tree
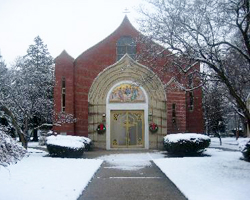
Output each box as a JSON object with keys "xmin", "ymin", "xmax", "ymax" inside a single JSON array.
[{"xmin": 11, "ymin": 36, "xmax": 54, "ymax": 143}]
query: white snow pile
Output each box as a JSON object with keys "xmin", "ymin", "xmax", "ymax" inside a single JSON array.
[
  {"xmin": 0, "ymin": 130, "xmax": 26, "ymax": 166},
  {"xmin": 46, "ymin": 135, "xmax": 86, "ymax": 149},
  {"xmin": 164, "ymin": 133, "xmax": 210, "ymax": 143}
]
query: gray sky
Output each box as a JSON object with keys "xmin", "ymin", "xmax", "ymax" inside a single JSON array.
[{"xmin": 0, "ymin": 0, "xmax": 144, "ymax": 66}]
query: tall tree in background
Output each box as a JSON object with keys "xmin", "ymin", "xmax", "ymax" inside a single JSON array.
[
  {"xmin": 25, "ymin": 36, "xmax": 54, "ymax": 141},
  {"xmin": 203, "ymin": 81, "xmax": 227, "ymax": 135},
  {"xmin": 138, "ymin": 0, "xmax": 250, "ymax": 134},
  {"xmin": 10, "ymin": 36, "xmax": 54, "ymax": 145}
]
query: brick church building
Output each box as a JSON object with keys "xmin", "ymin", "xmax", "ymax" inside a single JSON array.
[{"xmin": 53, "ymin": 16, "xmax": 204, "ymax": 149}]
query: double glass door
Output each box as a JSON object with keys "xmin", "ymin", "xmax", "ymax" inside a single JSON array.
[{"xmin": 110, "ymin": 110, "xmax": 144, "ymax": 148}]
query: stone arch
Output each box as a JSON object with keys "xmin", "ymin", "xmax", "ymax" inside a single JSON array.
[{"xmin": 88, "ymin": 54, "xmax": 167, "ymax": 149}]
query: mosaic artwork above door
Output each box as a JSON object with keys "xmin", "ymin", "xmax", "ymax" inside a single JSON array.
[
  {"xmin": 109, "ymin": 83, "xmax": 146, "ymax": 103},
  {"xmin": 110, "ymin": 110, "xmax": 144, "ymax": 148}
]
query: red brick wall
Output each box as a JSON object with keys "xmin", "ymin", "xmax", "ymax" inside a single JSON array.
[
  {"xmin": 167, "ymin": 86, "xmax": 187, "ymax": 133},
  {"xmin": 186, "ymin": 85, "xmax": 204, "ymax": 133},
  {"xmin": 73, "ymin": 17, "xmax": 140, "ymax": 137},
  {"xmin": 53, "ymin": 17, "xmax": 204, "ymax": 137},
  {"xmin": 53, "ymin": 50, "xmax": 75, "ymax": 134}
]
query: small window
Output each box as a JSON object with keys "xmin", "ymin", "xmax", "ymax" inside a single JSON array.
[
  {"xmin": 189, "ymin": 92, "xmax": 194, "ymax": 111},
  {"xmin": 61, "ymin": 77, "xmax": 66, "ymax": 112},
  {"xmin": 172, "ymin": 103, "xmax": 176, "ymax": 123},
  {"xmin": 116, "ymin": 36, "xmax": 136, "ymax": 60},
  {"xmin": 172, "ymin": 103, "xmax": 176, "ymax": 118}
]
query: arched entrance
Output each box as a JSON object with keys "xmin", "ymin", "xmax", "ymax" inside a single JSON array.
[
  {"xmin": 88, "ymin": 54, "xmax": 166, "ymax": 149},
  {"xmin": 106, "ymin": 81, "xmax": 149, "ymax": 149}
]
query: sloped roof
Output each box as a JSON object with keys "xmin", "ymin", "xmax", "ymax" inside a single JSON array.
[
  {"xmin": 75, "ymin": 16, "xmax": 140, "ymax": 61},
  {"xmin": 55, "ymin": 50, "xmax": 74, "ymax": 62}
]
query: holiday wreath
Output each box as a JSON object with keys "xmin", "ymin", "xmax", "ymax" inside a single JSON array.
[
  {"xmin": 96, "ymin": 123, "xmax": 106, "ymax": 134},
  {"xmin": 149, "ymin": 122, "xmax": 158, "ymax": 133}
]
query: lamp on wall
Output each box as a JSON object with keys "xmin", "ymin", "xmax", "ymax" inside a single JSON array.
[
  {"xmin": 148, "ymin": 112, "xmax": 153, "ymax": 122},
  {"xmin": 102, "ymin": 113, "xmax": 106, "ymax": 122}
]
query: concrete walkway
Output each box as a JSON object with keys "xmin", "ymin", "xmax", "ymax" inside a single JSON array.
[{"xmin": 78, "ymin": 150, "xmax": 187, "ymax": 200}]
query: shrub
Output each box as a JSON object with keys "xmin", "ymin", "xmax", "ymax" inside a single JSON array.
[
  {"xmin": 239, "ymin": 138, "xmax": 250, "ymax": 161},
  {"xmin": 0, "ymin": 131, "xmax": 26, "ymax": 166},
  {"xmin": 46, "ymin": 144, "xmax": 85, "ymax": 158},
  {"xmin": 163, "ymin": 133, "xmax": 211, "ymax": 156},
  {"xmin": 81, "ymin": 137, "xmax": 92, "ymax": 151},
  {"xmin": 46, "ymin": 135, "xmax": 85, "ymax": 158}
]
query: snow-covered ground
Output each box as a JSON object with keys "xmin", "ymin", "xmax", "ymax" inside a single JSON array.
[
  {"xmin": 98, "ymin": 152, "xmax": 165, "ymax": 171},
  {"xmin": 1, "ymin": 138, "xmax": 250, "ymax": 200},
  {"xmin": 210, "ymin": 137, "xmax": 245, "ymax": 151},
  {"xmin": 0, "ymin": 148, "xmax": 102, "ymax": 200},
  {"xmin": 154, "ymin": 148, "xmax": 250, "ymax": 200},
  {"xmin": 96, "ymin": 139, "xmax": 250, "ymax": 200}
]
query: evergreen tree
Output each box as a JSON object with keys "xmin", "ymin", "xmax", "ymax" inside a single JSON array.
[{"xmin": 11, "ymin": 36, "xmax": 54, "ymax": 143}]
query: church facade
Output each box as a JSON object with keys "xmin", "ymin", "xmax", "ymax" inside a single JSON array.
[{"xmin": 53, "ymin": 16, "xmax": 204, "ymax": 149}]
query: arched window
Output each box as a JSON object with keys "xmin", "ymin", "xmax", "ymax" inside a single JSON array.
[{"xmin": 116, "ymin": 36, "xmax": 136, "ymax": 60}]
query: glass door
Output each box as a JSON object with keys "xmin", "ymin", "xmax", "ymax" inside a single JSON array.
[{"xmin": 111, "ymin": 110, "xmax": 144, "ymax": 148}]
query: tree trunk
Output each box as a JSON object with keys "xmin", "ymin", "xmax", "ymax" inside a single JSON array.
[
  {"xmin": 32, "ymin": 129, "xmax": 38, "ymax": 142},
  {"xmin": 0, "ymin": 105, "xmax": 28, "ymax": 149}
]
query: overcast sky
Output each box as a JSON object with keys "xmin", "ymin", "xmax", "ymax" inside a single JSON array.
[{"xmin": 0, "ymin": 0, "xmax": 145, "ymax": 66}]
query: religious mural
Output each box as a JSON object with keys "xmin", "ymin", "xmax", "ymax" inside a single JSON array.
[{"xmin": 109, "ymin": 83, "xmax": 145, "ymax": 103}]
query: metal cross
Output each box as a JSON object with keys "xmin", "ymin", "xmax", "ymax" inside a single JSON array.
[{"xmin": 123, "ymin": 8, "xmax": 130, "ymax": 14}]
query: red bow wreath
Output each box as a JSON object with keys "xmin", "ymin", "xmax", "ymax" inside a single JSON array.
[{"xmin": 149, "ymin": 123, "xmax": 158, "ymax": 133}]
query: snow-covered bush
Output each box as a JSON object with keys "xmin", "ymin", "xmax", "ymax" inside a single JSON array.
[
  {"xmin": 42, "ymin": 131, "xmax": 92, "ymax": 149},
  {"xmin": 163, "ymin": 133, "xmax": 211, "ymax": 156},
  {"xmin": 81, "ymin": 136, "xmax": 92, "ymax": 151},
  {"xmin": 46, "ymin": 135, "xmax": 86, "ymax": 158},
  {"xmin": 0, "ymin": 131, "xmax": 26, "ymax": 167},
  {"xmin": 239, "ymin": 138, "xmax": 250, "ymax": 161}
]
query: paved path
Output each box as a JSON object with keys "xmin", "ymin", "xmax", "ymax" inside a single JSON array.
[{"xmin": 78, "ymin": 150, "xmax": 187, "ymax": 200}]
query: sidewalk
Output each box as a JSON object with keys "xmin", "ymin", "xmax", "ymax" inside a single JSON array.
[{"xmin": 78, "ymin": 150, "xmax": 187, "ymax": 200}]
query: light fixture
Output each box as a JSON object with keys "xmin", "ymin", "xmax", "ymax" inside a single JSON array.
[
  {"xmin": 102, "ymin": 113, "xmax": 106, "ymax": 122},
  {"xmin": 148, "ymin": 112, "xmax": 153, "ymax": 121}
]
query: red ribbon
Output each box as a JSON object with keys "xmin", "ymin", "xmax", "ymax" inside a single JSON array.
[
  {"xmin": 151, "ymin": 123, "xmax": 156, "ymax": 130},
  {"xmin": 100, "ymin": 124, "xmax": 104, "ymax": 131}
]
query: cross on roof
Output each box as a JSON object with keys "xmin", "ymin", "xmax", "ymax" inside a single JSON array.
[{"xmin": 123, "ymin": 8, "xmax": 130, "ymax": 14}]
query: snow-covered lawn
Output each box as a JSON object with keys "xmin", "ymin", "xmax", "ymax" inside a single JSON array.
[
  {"xmin": 0, "ymin": 148, "xmax": 102, "ymax": 200},
  {"xmin": 1, "ymin": 138, "xmax": 250, "ymax": 200},
  {"xmin": 210, "ymin": 137, "xmax": 245, "ymax": 151},
  {"xmin": 154, "ymin": 148, "xmax": 250, "ymax": 200}
]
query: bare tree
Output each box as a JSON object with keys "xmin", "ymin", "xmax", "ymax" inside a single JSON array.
[{"xmin": 138, "ymin": 0, "xmax": 250, "ymax": 132}]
